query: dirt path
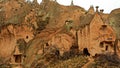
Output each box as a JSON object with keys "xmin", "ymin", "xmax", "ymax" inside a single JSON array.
[{"xmin": 82, "ymin": 57, "xmax": 94, "ymax": 68}]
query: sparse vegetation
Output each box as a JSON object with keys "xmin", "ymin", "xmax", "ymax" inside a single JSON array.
[
  {"xmin": 17, "ymin": 39, "xmax": 27, "ymax": 53},
  {"xmin": 47, "ymin": 56, "xmax": 88, "ymax": 68},
  {"xmin": 37, "ymin": 17, "xmax": 50, "ymax": 31},
  {"xmin": 0, "ymin": 63, "xmax": 11, "ymax": 68},
  {"xmin": 89, "ymin": 54, "xmax": 120, "ymax": 68},
  {"xmin": 65, "ymin": 20, "xmax": 73, "ymax": 32},
  {"xmin": 0, "ymin": 57, "xmax": 11, "ymax": 68},
  {"xmin": 34, "ymin": 54, "xmax": 88, "ymax": 68}
]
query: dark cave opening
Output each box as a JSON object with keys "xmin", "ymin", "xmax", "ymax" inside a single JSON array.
[
  {"xmin": 14, "ymin": 54, "xmax": 22, "ymax": 63},
  {"xmin": 83, "ymin": 48, "xmax": 90, "ymax": 56}
]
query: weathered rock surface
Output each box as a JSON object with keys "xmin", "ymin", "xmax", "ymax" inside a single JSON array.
[{"xmin": 0, "ymin": 0, "xmax": 120, "ymax": 68}]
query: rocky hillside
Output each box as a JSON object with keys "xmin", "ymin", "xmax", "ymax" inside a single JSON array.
[
  {"xmin": 0, "ymin": 0, "xmax": 120, "ymax": 68},
  {"xmin": 0, "ymin": 0, "xmax": 85, "ymax": 67}
]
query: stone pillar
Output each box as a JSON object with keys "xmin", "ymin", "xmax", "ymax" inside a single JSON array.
[
  {"xmin": 96, "ymin": 6, "xmax": 99, "ymax": 12},
  {"xmin": 100, "ymin": 9, "xmax": 104, "ymax": 13},
  {"xmin": 71, "ymin": 0, "xmax": 74, "ymax": 6}
]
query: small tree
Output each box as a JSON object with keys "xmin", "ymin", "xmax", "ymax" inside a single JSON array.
[{"xmin": 65, "ymin": 20, "xmax": 73, "ymax": 32}]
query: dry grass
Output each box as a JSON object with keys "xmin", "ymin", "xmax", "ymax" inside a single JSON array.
[
  {"xmin": 47, "ymin": 56, "xmax": 88, "ymax": 68},
  {"xmin": 88, "ymin": 53, "xmax": 120, "ymax": 68}
]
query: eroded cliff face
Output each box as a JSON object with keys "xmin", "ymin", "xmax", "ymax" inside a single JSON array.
[
  {"xmin": 0, "ymin": 0, "xmax": 35, "ymax": 62},
  {"xmin": 0, "ymin": 27, "xmax": 16, "ymax": 61},
  {"xmin": 0, "ymin": 0, "xmax": 119, "ymax": 68},
  {"xmin": 0, "ymin": 0, "xmax": 84, "ymax": 65},
  {"xmin": 0, "ymin": 24, "xmax": 34, "ymax": 63}
]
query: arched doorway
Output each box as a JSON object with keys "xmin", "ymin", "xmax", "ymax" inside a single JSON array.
[{"xmin": 83, "ymin": 48, "xmax": 90, "ymax": 56}]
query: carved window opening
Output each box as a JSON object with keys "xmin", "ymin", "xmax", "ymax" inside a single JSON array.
[
  {"xmin": 100, "ymin": 25, "xmax": 107, "ymax": 30},
  {"xmin": 100, "ymin": 42, "xmax": 104, "ymax": 48},
  {"xmin": 102, "ymin": 25, "xmax": 107, "ymax": 28},
  {"xmin": 70, "ymin": 27, "xmax": 73, "ymax": 30},
  {"xmin": 14, "ymin": 54, "xmax": 22, "ymax": 63},
  {"xmin": 46, "ymin": 43, "xmax": 49, "ymax": 46},
  {"xmin": 26, "ymin": 36, "xmax": 29, "ymax": 39},
  {"xmin": 105, "ymin": 46, "xmax": 108, "ymax": 51}
]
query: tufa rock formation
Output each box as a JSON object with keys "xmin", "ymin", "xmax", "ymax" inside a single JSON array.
[{"xmin": 0, "ymin": 0, "xmax": 120, "ymax": 67}]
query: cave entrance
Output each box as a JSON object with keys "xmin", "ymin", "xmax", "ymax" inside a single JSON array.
[
  {"xmin": 83, "ymin": 48, "xmax": 90, "ymax": 56},
  {"xmin": 105, "ymin": 46, "xmax": 108, "ymax": 51},
  {"xmin": 14, "ymin": 54, "xmax": 22, "ymax": 63}
]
